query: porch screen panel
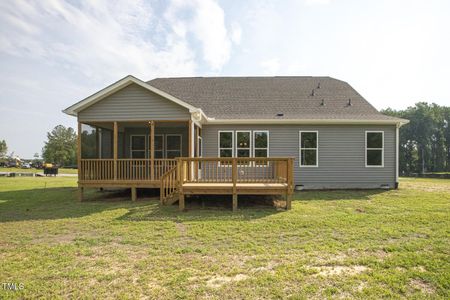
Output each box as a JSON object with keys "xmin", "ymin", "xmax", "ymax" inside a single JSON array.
[
  {"xmin": 81, "ymin": 124, "xmax": 98, "ymax": 159},
  {"xmin": 130, "ymin": 135, "xmax": 146, "ymax": 158},
  {"xmin": 154, "ymin": 135, "xmax": 164, "ymax": 159},
  {"xmin": 166, "ymin": 135, "xmax": 182, "ymax": 158}
]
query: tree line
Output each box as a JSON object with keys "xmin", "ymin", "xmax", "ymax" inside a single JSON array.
[{"xmin": 382, "ymin": 102, "xmax": 450, "ymax": 174}]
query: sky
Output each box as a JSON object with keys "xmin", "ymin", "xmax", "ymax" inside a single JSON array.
[{"xmin": 1, "ymin": 0, "xmax": 450, "ymax": 158}]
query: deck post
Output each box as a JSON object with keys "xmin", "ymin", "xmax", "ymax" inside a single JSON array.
[
  {"xmin": 131, "ymin": 187, "xmax": 137, "ymax": 201},
  {"xmin": 113, "ymin": 121, "xmax": 118, "ymax": 181},
  {"xmin": 286, "ymin": 158, "xmax": 294, "ymax": 210},
  {"xmin": 179, "ymin": 193, "xmax": 185, "ymax": 211},
  {"xmin": 232, "ymin": 194, "xmax": 238, "ymax": 212},
  {"xmin": 177, "ymin": 158, "xmax": 185, "ymax": 211},
  {"xmin": 232, "ymin": 158, "xmax": 237, "ymax": 211},
  {"xmin": 285, "ymin": 192, "xmax": 292, "ymax": 210},
  {"xmin": 150, "ymin": 121, "xmax": 155, "ymax": 181}
]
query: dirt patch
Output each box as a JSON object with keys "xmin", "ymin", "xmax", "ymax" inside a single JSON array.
[
  {"xmin": 312, "ymin": 249, "xmax": 390, "ymax": 265},
  {"xmin": 32, "ymin": 232, "xmax": 78, "ymax": 245},
  {"xmin": 355, "ymin": 281, "xmax": 367, "ymax": 292},
  {"xmin": 409, "ymin": 279, "xmax": 435, "ymax": 294},
  {"xmin": 310, "ymin": 265, "xmax": 369, "ymax": 277},
  {"xmin": 206, "ymin": 274, "xmax": 249, "ymax": 288},
  {"xmin": 250, "ymin": 261, "xmax": 278, "ymax": 274},
  {"xmin": 175, "ymin": 221, "xmax": 187, "ymax": 235},
  {"xmin": 413, "ymin": 266, "xmax": 426, "ymax": 273}
]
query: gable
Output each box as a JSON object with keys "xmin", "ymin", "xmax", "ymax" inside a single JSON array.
[{"xmin": 77, "ymin": 83, "xmax": 191, "ymax": 122}]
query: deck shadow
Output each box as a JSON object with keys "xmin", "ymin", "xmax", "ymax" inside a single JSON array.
[
  {"xmin": 117, "ymin": 194, "xmax": 285, "ymax": 222},
  {"xmin": 0, "ymin": 187, "xmax": 282, "ymax": 223},
  {"xmin": 0, "ymin": 187, "xmax": 149, "ymax": 222}
]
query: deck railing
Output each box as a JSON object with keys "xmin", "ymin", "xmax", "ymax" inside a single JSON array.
[
  {"xmin": 178, "ymin": 157, "xmax": 294, "ymax": 185},
  {"xmin": 79, "ymin": 158, "xmax": 176, "ymax": 181},
  {"xmin": 160, "ymin": 166, "xmax": 178, "ymax": 204},
  {"xmin": 79, "ymin": 157, "xmax": 294, "ymax": 193}
]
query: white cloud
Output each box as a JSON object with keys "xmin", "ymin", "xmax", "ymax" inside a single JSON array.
[
  {"xmin": 165, "ymin": 0, "xmax": 232, "ymax": 70},
  {"xmin": 260, "ymin": 58, "xmax": 280, "ymax": 74},
  {"xmin": 0, "ymin": 0, "xmax": 197, "ymax": 83},
  {"xmin": 230, "ymin": 22, "xmax": 242, "ymax": 45},
  {"xmin": 304, "ymin": 0, "xmax": 332, "ymax": 5}
]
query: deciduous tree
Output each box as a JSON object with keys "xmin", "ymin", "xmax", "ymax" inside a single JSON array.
[{"xmin": 42, "ymin": 125, "xmax": 77, "ymax": 166}]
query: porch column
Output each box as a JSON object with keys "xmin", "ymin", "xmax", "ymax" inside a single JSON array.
[
  {"xmin": 113, "ymin": 121, "xmax": 118, "ymax": 181},
  {"xmin": 77, "ymin": 122, "xmax": 82, "ymax": 180},
  {"xmin": 188, "ymin": 120, "xmax": 194, "ymax": 157},
  {"xmin": 149, "ymin": 121, "xmax": 155, "ymax": 180},
  {"xmin": 77, "ymin": 122, "xmax": 83, "ymax": 201},
  {"xmin": 188, "ymin": 119, "xmax": 195, "ymax": 181}
]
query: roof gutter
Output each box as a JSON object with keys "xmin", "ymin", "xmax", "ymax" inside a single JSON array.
[{"xmin": 205, "ymin": 118, "xmax": 410, "ymax": 126}]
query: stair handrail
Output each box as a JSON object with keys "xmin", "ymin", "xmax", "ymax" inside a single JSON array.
[{"xmin": 160, "ymin": 165, "xmax": 178, "ymax": 204}]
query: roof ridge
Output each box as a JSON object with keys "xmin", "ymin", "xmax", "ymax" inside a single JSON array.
[{"xmin": 148, "ymin": 76, "xmax": 338, "ymax": 81}]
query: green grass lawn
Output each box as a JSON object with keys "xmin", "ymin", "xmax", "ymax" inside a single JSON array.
[
  {"xmin": 0, "ymin": 167, "xmax": 78, "ymax": 175},
  {"xmin": 0, "ymin": 177, "xmax": 449, "ymax": 299}
]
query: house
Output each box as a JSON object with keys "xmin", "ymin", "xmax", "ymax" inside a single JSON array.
[{"xmin": 63, "ymin": 75, "xmax": 409, "ymax": 210}]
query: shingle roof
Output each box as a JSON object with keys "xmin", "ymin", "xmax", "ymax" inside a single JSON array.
[{"xmin": 148, "ymin": 76, "xmax": 403, "ymax": 122}]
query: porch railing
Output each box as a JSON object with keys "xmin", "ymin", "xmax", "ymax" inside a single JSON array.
[{"xmin": 79, "ymin": 158, "xmax": 176, "ymax": 181}]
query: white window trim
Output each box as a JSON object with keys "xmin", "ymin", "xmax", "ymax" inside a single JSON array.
[
  {"xmin": 299, "ymin": 131, "xmax": 319, "ymax": 167},
  {"xmin": 218, "ymin": 131, "xmax": 234, "ymax": 158},
  {"xmin": 365, "ymin": 131, "xmax": 384, "ymax": 168},
  {"xmin": 253, "ymin": 130, "xmax": 270, "ymax": 160},
  {"xmin": 165, "ymin": 134, "xmax": 182, "ymax": 158},
  {"xmin": 130, "ymin": 134, "xmax": 147, "ymax": 159}
]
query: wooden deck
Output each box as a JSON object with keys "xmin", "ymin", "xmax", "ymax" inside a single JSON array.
[
  {"xmin": 182, "ymin": 182, "xmax": 288, "ymax": 194},
  {"xmin": 170, "ymin": 157, "xmax": 294, "ymax": 211},
  {"xmin": 78, "ymin": 157, "xmax": 294, "ymax": 211}
]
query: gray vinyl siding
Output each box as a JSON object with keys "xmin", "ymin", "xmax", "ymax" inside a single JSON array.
[
  {"xmin": 78, "ymin": 83, "xmax": 190, "ymax": 122},
  {"xmin": 202, "ymin": 124, "xmax": 397, "ymax": 189}
]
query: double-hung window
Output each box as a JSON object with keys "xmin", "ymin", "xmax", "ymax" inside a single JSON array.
[
  {"xmin": 253, "ymin": 131, "xmax": 269, "ymax": 158},
  {"xmin": 236, "ymin": 131, "xmax": 251, "ymax": 157},
  {"xmin": 299, "ymin": 131, "xmax": 318, "ymax": 167},
  {"xmin": 366, "ymin": 131, "xmax": 384, "ymax": 167},
  {"xmin": 218, "ymin": 131, "xmax": 233, "ymax": 158}
]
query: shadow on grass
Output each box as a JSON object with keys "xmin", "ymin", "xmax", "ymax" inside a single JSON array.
[
  {"xmin": 0, "ymin": 187, "xmax": 149, "ymax": 222},
  {"xmin": 0, "ymin": 186, "xmax": 390, "ymax": 223},
  {"xmin": 295, "ymin": 189, "xmax": 389, "ymax": 201},
  {"xmin": 118, "ymin": 194, "xmax": 284, "ymax": 222},
  {"xmin": 0, "ymin": 187, "xmax": 282, "ymax": 223}
]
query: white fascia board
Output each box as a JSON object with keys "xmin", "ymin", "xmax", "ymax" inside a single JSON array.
[
  {"xmin": 62, "ymin": 75, "xmax": 202, "ymax": 117},
  {"xmin": 204, "ymin": 118, "xmax": 410, "ymax": 126}
]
